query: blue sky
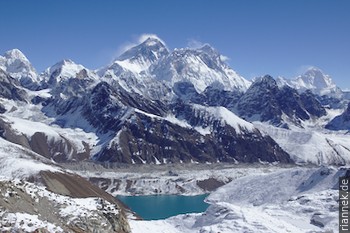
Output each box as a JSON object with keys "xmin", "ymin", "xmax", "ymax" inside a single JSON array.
[{"xmin": 1, "ymin": 0, "xmax": 349, "ymax": 89}]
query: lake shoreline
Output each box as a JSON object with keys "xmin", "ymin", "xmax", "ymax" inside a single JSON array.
[{"xmin": 117, "ymin": 194, "xmax": 210, "ymax": 220}]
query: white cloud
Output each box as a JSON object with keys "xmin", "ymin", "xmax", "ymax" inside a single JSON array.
[
  {"xmin": 187, "ymin": 38, "xmax": 205, "ymax": 49},
  {"xmin": 115, "ymin": 42, "xmax": 136, "ymax": 56},
  {"xmin": 137, "ymin": 33, "xmax": 166, "ymax": 45},
  {"xmin": 220, "ymin": 55, "xmax": 230, "ymax": 62}
]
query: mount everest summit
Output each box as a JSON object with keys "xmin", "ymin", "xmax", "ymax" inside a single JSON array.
[{"xmin": 0, "ymin": 35, "xmax": 349, "ymax": 166}]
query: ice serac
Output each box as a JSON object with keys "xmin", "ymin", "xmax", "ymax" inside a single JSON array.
[
  {"xmin": 151, "ymin": 44, "xmax": 251, "ymax": 93},
  {"xmin": 0, "ymin": 49, "xmax": 39, "ymax": 89},
  {"xmin": 277, "ymin": 67, "xmax": 342, "ymax": 96}
]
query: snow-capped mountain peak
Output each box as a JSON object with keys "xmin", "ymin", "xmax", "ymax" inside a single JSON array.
[
  {"xmin": 3, "ymin": 48, "xmax": 29, "ymax": 61},
  {"xmin": 301, "ymin": 67, "xmax": 335, "ymax": 89},
  {"xmin": 277, "ymin": 66, "xmax": 340, "ymax": 95},
  {"xmin": 142, "ymin": 37, "xmax": 166, "ymax": 49},
  {"xmin": 253, "ymin": 75, "xmax": 277, "ymax": 86},
  {"xmin": 114, "ymin": 36, "xmax": 169, "ymax": 74},
  {"xmin": 99, "ymin": 38, "xmax": 250, "ymax": 97},
  {"xmin": 42, "ymin": 59, "xmax": 98, "ymax": 86},
  {"xmin": 118, "ymin": 36, "xmax": 168, "ymax": 61},
  {"xmin": 0, "ymin": 49, "xmax": 39, "ymax": 89},
  {"xmin": 47, "ymin": 59, "xmax": 85, "ymax": 78}
]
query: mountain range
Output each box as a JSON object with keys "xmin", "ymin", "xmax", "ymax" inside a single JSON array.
[
  {"xmin": 0, "ymin": 35, "xmax": 350, "ymax": 166},
  {"xmin": 1, "ymin": 35, "xmax": 350, "ymax": 233}
]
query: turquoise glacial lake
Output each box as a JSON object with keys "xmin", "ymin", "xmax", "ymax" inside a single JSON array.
[{"xmin": 117, "ymin": 194, "xmax": 209, "ymax": 220}]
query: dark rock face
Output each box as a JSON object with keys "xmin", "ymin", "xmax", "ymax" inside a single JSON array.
[
  {"xmin": 201, "ymin": 86, "xmax": 242, "ymax": 109},
  {"xmin": 29, "ymin": 132, "xmax": 90, "ymax": 162},
  {"xmin": 326, "ymin": 103, "xmax": 350, "ymax": 130},
  {"xmin": 196, "ymin": 178, "xmax": 226, "ymax": 191},
  {"xmin": 95, "ymin": 112, "xmax": 220, "ymax": 163},
  {"xmin": 0, "ymin": 69, "xmax": 27, "ymax": 102},
  {"xmin": 237, "ymin": 75, "xmax": 326, "ymax": 126},
  {"xmin": 0, "ymin": 103, "xmax": 6, "ymax": 113},
  {"xmin": 81, "ymin": 82, "xmax": 129, "ymax": 133},
  {"xmin": 237, "ymin": 75, "xmax": 282, "ymax": 125},
  {"xmin": 172, "ymin": 81, "xmax": 242, "ymax": 109},
  {"xmin": 31, "ymin": 95, "xmax": 50, "ymax": 105},
  {"xmin": 277, "ymin": 86, "xmax": 310, "ymax": 122},
  {"xmin": 317, "ymin": 94, "xmax": 345, "ymax": 109},
  {"xmin": 170, "ymin": 101, "xmax": 292, "ymax": 163},
  {"xmin": 173, "ymin": 81, "xmax": 202, "ymax": 102},
  {"xmin": 80, "ymin": 82, "xmax": 167, "ymax": 133},
  {"xmin": 300, "ymin": 90, "xmax": 327, "ymax": 117},
  {"xmin": 43, "ymin": 80, "xmax": 167, "ymax": 130},
  {"xmin": 95, "ymin": 109, "xmax": 292, "ymax": 164}
]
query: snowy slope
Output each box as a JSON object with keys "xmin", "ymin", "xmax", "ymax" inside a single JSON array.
[
  {"xmin": 137, "ymin": 105, "xmax": 255, "ymax": 135},
  {"xmin": 1, "ymin": 114, "xmax": 97, "ymax": 155},
  {"xmin": 0, "ymin": 137, "xmax": 61, "ymax": 179},
  {"xmin": 207, "ymin": 166, "xmax": 338, "ymax": 205},
  {"xmin": 0, "ymin": 93, "xmax": 99, "ymax": 162},
  {"xmin": 254, "ymin": 121, "xmax": 350, "ymax": 165},
  {"xmin": 191, "ymin": 104, "xmax": 256, "ymax": 133}
]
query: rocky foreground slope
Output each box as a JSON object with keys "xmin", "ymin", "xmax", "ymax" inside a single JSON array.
[{"xmin": 0, "ymin": 137, "xmax": 131, "ymax": 233}]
